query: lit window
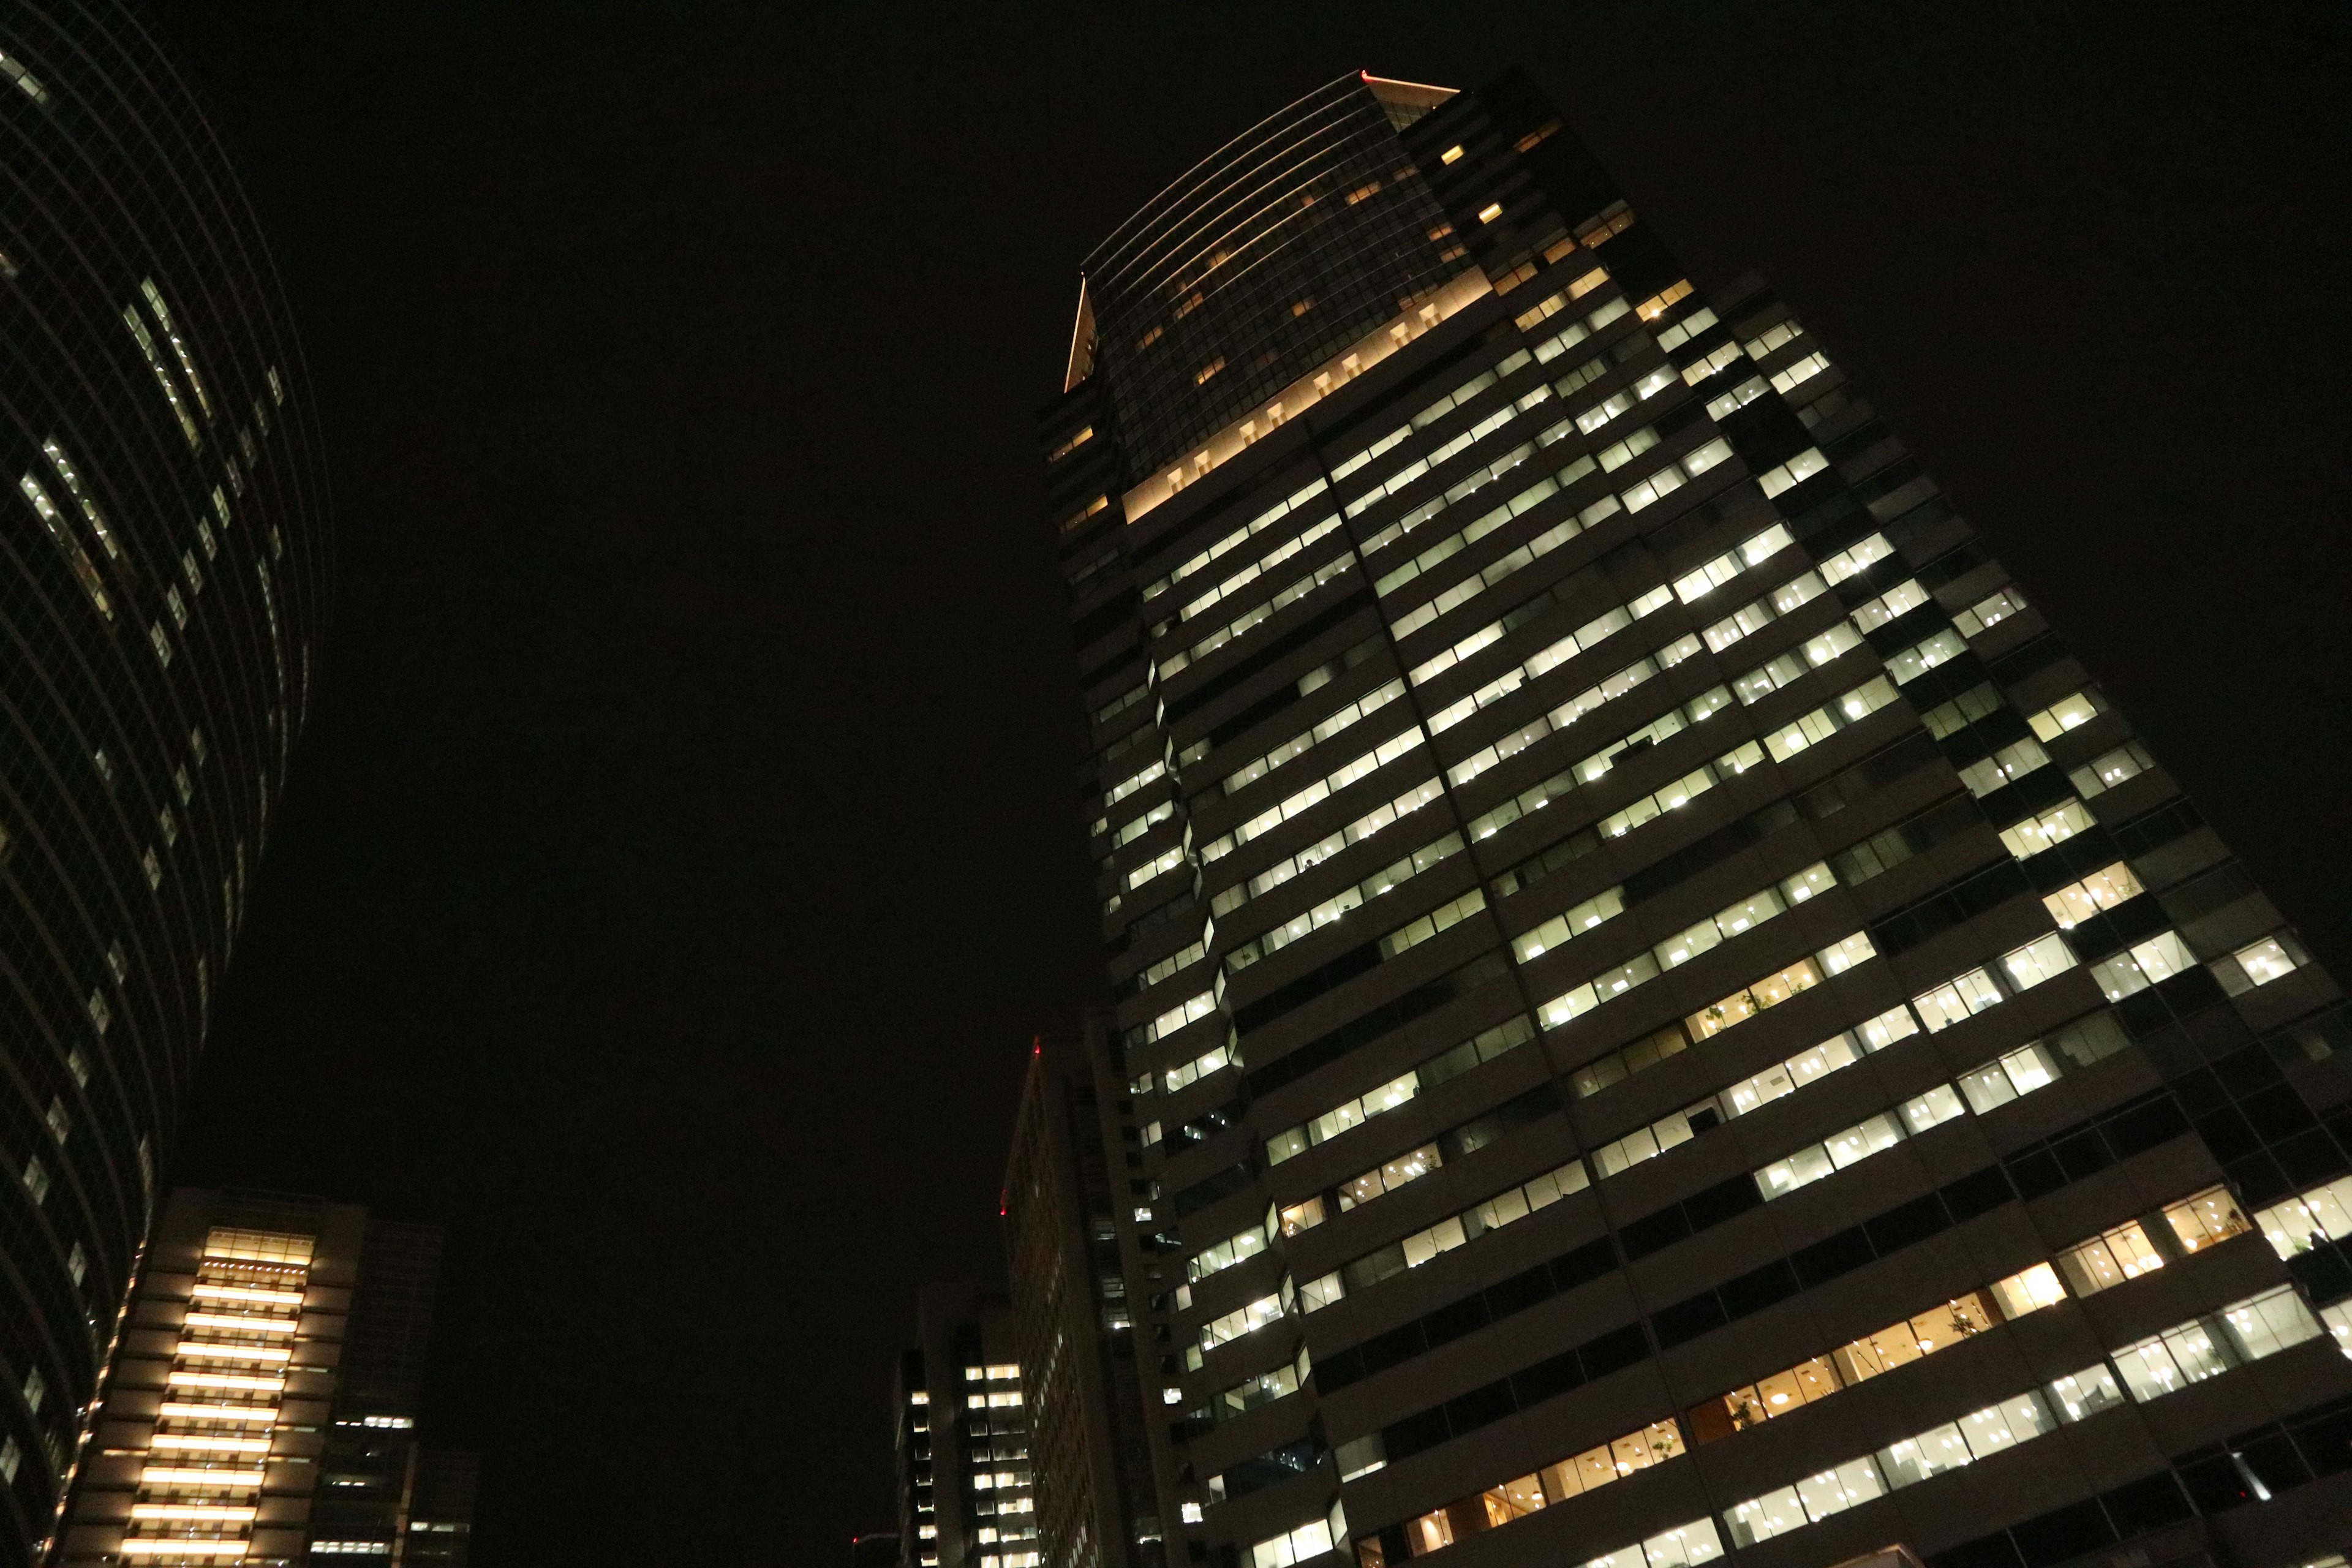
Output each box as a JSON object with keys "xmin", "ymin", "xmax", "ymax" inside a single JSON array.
[
  {"xmin": 0, "ymin": 48, "xmax": 50, "ymax": 104},
  {"xmin": 1477, "ymin": 202, "xmax": 1503, "ymax": 224},
  {"xmin": 1439, "ymin": 144, "xmax": 1464, "ymax": 164}
]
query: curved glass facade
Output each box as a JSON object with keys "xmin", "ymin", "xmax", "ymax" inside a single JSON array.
[
  {"xmin": 1081, "ymin": 74, "xmax": 1474, "ymax": 477},
  {"xmin": 0, "ymin": 5, "xmax": 329, "ymax": 1559}
]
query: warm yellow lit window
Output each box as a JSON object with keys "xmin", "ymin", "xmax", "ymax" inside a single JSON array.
[
  {"xmin": 1477, "ymin": 202, "xmax": 1504, "ymax": 224},
  {"xmin": 1346, "ymin": 180, "xmax": 1383, "ymax": 205},
  {"xmin": 1137, "ymin": 325, "xmax": 1163, "ymax": 349},
  {"xmin": 1056, "ymin": 495, "xmax": 1107, "ymax": 535},
  {"xmin": 2164, "ymin": 1185, "xmax": 2251, "ymax": 1252},
  {"xmin": 1278, "ymin": 1197, "xmax": 1324, "ymax": 1236},
  {"xmin": 1513, "ymin": 120, "xmax": 1561, "ymax": 152},
  {"xmin": 1440, "ymin": 144, "xmax": 1464, "ymax": 164},
  {"xmin": 1636, "ymin": 279, "xmax": 1694, "ymax": 320},
  {"xmin": 1291, "ymin": 298, "xmax": 1315, "ymax": 316},
  {"xmin": 1194, "ymin": 358, "xmax": 1225, "ymax": 385},
  {"xmin": 1046, "ymin": 426, "xmax": 1093, "ymax": 462}
]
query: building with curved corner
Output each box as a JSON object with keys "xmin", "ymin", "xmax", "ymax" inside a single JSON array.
[
  {"xmin": 1033, "ymin": 67, "xmax": 2352, "ymax": 1568},
  {"xmin": 0, "ymin": 6, "xmax": 330, "ymax": 1561}
]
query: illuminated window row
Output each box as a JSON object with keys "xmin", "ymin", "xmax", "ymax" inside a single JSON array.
[
  {"xmin": 1144, "ymin": 477, "xmax": 1329, "ymax": 603},
  {"xmin": 1466, "ymin": 663, "xmax": 1893, "ymax": 866},
  {"xmin": 1299, "ymin": 1155, "xmax": 1593, "ymax": 1309},
  {"xmin": 1418, "ymin": 583, "xmax": 1675, "ymax": 730},
  {"xmin": 1589, "ymin": 1005, "xmax": 1918, "ymax": 1179},
  {"xmin": 1728, "ymin": 1362, "xmax": 2122, "ymax": 1546},
  {"xmin": 1157, "ymin": 552, "xmax": 1356, "ymax": 679},
  {"xmin": 1264, "ymin": 1016, "xmax": 1536, "ymax": 1166},
  {"xmin": 1219, "ymin": 679, "xmax": 1407, "ymax": 799},
  {"xmin": 1206, "ymin": 725, "xmax": 1425, "ymax": 862},
  {"xmin": 1443, "ymin": 633, "xmax": 1707, "ymax": 790},
  {"xmin": 1341, "ymin": 379, "xmax": 1542, "ymax": 519},
  {"xmin": 1386, "ymin": 472, "xmax": 1603, "ymax": 645},
  {"xmin": 1752, "ymin": 1035, "xmax": 2065, "ymax": 1202},
  {"xmin": 1469, "ymin": 685, "xmax": 1746, "ymax": 847},
  {"xmin": 1215, "ymin": 776, "xmax": 1444, "ymax": 918},
  {"xmin": 1550, "ymin": 918, "xmax": 1873, "ymax": 1040},
  {"xmin": 1224, "ymin": 829, "xmax": 1464, "ymax": 971},
  {"xmin": 1732, "ymin": 1282, "xmax": 2329, "ymax": 1547},
  {"xmin": 1173, "ymin": 514, "xmax": 1342, "ymax": 628},
  {"xmin": 1332, "ymin": 363, "xmax": 1513, "ymax": 484},
  {"xmin": 1381, "ymin": 1419, "xmax": 1684, "ymax": 1558}
]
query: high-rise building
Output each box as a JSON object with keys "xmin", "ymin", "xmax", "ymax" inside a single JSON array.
[
  {"xmin": 1036, "ymin": 67, "xmax": 2352, "ymax": 1568},
  {"xmin": 0, "ymin": 7, "xmax": 330, "ymax": 1556},
  {"xmin": 51, "ymin": 1189, "xmax": 474, "ymax": 1567},
  {"xmin": 896, "ymin": 1286, "xmax": 1039, "ymax": 1568},
  {"xmin": 1003, "ymin": 1028, "xmax": 1185, "ymax": 1568}
]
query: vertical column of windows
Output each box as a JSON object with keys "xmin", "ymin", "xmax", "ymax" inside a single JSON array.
[{"xmin": 124, "ymin": 1227, "xmax": 311, "ymax": 1562}]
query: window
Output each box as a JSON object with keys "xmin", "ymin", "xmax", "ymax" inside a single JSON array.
[
  {"xmin": 2027, "ymin": 687, "xmax": 2105, "ymax": 741},
  {"xmin": 1999, "ymin": 933, "xmax": 2076, "ymax": 991},
  {"xmin": 1998, "ymin": 797, "xmax": 2093, "ymax": 858},
  {"xmin": 18, "ymin": 473, "xmax": 113, "ymax": 617},
  {"xmin": 1477, "ymin": 202, "xmax": 1504, "ymax": 224},
  {"xmin": 1769, "ymin": 350, "xmax": 1830, "ymax": 394},
  {"xmin": 1959, "ymin": 736, "xmax": 2052, "ymax": 797},
  {"xmin": 1755, "ymin": 447, "xmax": 1826, "ymax": 498},
  {"xmin": 2228, "ymin": 933, "xmax": 2303, "ymax": 988},
  {"xmin": 2165, "ymin": 1185, "xmax": 2252, "ymax": 1253},
  {"xmin": 1337, "ymin": 1144, "xmax": 1441, "ymax": 1210},
  {"xmin": 2054, "ymin": 1219, "xmax": 2165, "ymax": 1295},
  {"xmin": 1952, "ymin": 586, "xmax": 2026, "ymax": 637},
  {"xmin": 2088, "ymin": 930, "xmax": 2196, "ymax": 999},
  {"xmin": 2042, "ymin": 862, "xmax": 2144, "ymax": 927},
  {"xmin": 1912, "ymin": 967, "xmax": 2003, "ymax": 1032},
  {"xmin": 2069, "ymin": 741, "xmax": 2155, "ymax": 798},
  {"xmin": 0, "ymin": 48, "xmax": 49, "ymax": 103},
  {"xmin": 2255, "ymin": 1175, "xmax": 2352, "ymax": 1259}
]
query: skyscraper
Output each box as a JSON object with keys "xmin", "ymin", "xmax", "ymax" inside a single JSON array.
[
  {"xmin": 0, "ymin": 7, "xmax": 330, "ymax": 1556},
  {"xmin": 51, "ymin": 1188, "xmax": 475, "ymax": 1567},
  {"xmin": 895, "ymin": 1286, "xmax": 1039, "ymax": 1568},
  {"xmin": 1038, "ymin": 67, "xmax": 2352, "ymax": 1568}
]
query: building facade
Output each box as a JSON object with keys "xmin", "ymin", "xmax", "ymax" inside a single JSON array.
[
  {"xmin": 1038, "ymin": 67, "xmax": 2352, "ymax": 1568},
  {"xmin": 0, "ymin": 6, "xmax": 332, "ymax": 1557},
  {"xmin": 51, "ymin": 1189, "xmax": 473, "ymax": 1567},
  {"xmin": 896, "ymin": 1286, "xmax": 1039, "ymax": 1568}
]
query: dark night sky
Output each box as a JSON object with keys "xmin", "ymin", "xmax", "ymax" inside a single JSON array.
[{"xmin": 129, "ymin": 2, "xmax": 2345, "ymax": 1563}]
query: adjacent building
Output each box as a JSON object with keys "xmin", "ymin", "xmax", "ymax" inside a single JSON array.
[
  {"xmin": 1003, "ymin": 1030, "xmax": 1183, "ymax": 1568},
  {"xmin": 1035, "ymin": 67, "xmax": 2352, "ymax": 1568},
  {"xmin": 0, "ymin": 6, "xmax": 331, "ymax": 1558},
  {"xmin": 51, "ymin": 1188, "xmax": 473, "ymax": 1566},
  {"xmin": 895, "ymin": 1285, "xmax": 1039, "ymax": 1568}
]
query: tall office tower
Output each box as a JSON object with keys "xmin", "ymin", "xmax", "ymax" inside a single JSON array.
[
  {"xmin": 896, "ymin": 1286, "xmax": 1041, "ymax": 1568},
  {"xmin": 52, "ymin": 1189, "xmax": 472, "ymax": 1567},
  {"xmin": 1003, "ymin": 1029, "xmax": 1187, "ymax": 1568},
  {"xmin": 0, "ymin": 6, "xmax": 331, "ymax": 1557},
  {"xmin": 1040, "ymin": 67, "xmax": 2352, "ymax": 1568}
]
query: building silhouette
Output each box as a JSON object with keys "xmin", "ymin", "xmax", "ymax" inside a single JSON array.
[
  {"xmin": 52, "ymin": 1189, "xmax": 473, "ymax": 1566},
  {"xmin": 1031, "ymin": 66, "xmax": 2352, "ymax": 1568},
  {"xmin": 0, "ymin": 6, "xmax": 330, "ymax": 1558},
  {"xmin": 1003, "ymin": 1031, "xmax": 1181, "ymax": 1568}
]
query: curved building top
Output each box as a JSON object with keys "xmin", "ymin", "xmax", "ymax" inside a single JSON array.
[{"xmin": 1071, "ymin": 72, "xmax": 1479, "ymax": 479}]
